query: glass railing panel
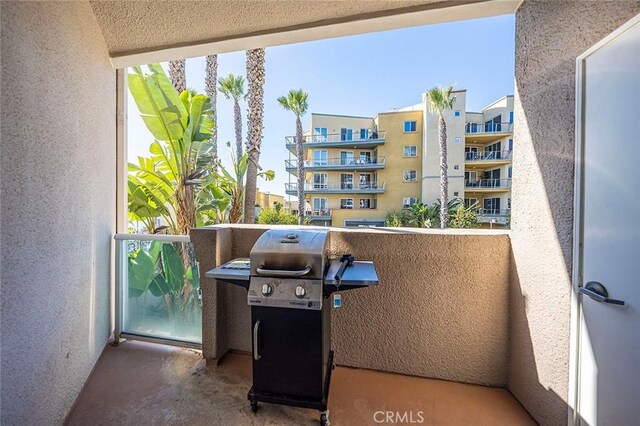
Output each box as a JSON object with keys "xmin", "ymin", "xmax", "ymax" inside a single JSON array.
[{"xmin": 115, "ymin": 234, "xmax": 201, "ymax": 345}]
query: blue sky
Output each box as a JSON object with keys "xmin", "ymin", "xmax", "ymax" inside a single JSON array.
[{"xmin": 128, "ymin": 14, "xmax": 515, "ymax": 196}]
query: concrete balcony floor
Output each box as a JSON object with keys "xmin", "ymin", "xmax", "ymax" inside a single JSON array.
[{"xmin": 66, "ymin": 341, "xmax": 535, "ymax": 425}]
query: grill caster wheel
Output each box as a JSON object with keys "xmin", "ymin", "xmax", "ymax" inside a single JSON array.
[
  {"xmin": 250, "ymin": 401, "xmax": 258, "ymax": 413},
  {"xmin": 320, "ymin": 411, "xmax": 330, "ymax": 426}
]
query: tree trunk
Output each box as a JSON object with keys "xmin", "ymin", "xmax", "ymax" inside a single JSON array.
[
  {"xmin": 174, "ymin": 183, "xmax": 196, "ymax": 235},
  {"xmin": 244, "ymin": 48, "xmax": 265, "ymax": 224},
  {"xmin": 234, "ymin": 99, "xmax": 243, "ymax": 160},
  {"xmin": 204, "ymin": 55, "xmax": 218, "ymax": 156},
  {"xmin": 296, "ymin": 116, "xmax": 305, "ymax": 225},
  {"xmin": 168, "ymin": 59, "xmax": 186, "ymax": 93},
  {"xmin": 438, "ymin": 114, "xmax": 449, "ymax": 228}
]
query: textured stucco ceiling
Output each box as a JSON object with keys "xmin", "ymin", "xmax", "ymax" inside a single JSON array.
[{"xmin": 88, "ymin": 0, "xmax": 465, "ymax": 54}]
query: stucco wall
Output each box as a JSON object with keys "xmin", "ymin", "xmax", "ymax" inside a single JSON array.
[
  {"xmin": 510, "ymin": 2, "xmax": 640, "ymax": 425},
  {"xmin": 192, "ymin": 225, "xmax": 511, "ymax": 386},
  {"xmin": 0, "ymin": 2, "xmax": 115, "ymax": 424}
]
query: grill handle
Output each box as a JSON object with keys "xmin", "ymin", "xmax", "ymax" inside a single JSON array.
[
  {"xmin": 255, "ymin": 265, "xmax": 312, "ymax": 277},
  {"xmin": 253, "ymin": 320, "xmax": 261, "ymax": 361}
]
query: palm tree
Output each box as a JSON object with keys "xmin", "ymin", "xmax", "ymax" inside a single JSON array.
[
  {"xmin": 219, "ymin": 74, "xmax": 246, "ymax": 160},
  {"xmin": 426, "ymin": 85, "xmax": 455, "ymax": 228},
  {"xmin": 243, "ymin": 48, "xmax": 266, "ymax": 224},
  {"xmin": 168, "ymin": 59, "xmax": 186, "ymax": 93},
  {"xmin": 204, "ymin": 55, "xmax": 218, "ymax": 156},
  {"xmin": 278, "ymin": 89, "xmax": 309, "ymax": 225}
]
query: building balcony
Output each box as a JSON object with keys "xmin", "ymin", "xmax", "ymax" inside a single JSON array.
[
  {"xmin": 465, "ymin": 122, "xmax": 513, "ymax": 143},
  {"xmin": 306, "ymin": 209, "xmax": 332, "ymax": 220},
  {"xmin": 285, "ymin": 157, "xmax": 386, "ymax": 173},
  {"xmin": 474, "ymin": 208, "xmax": 511, "ymax": 225},
  {"xmin": 465, "ymin": 150, "xmax": 512, "ymax": 164},
  {"xmin": 285, "ymin": 182, "xmax": 385, "ymax": 194},
  {"xmin": 464, "ymin": 179, "xmax": 512, "ymax": 191},
  {"xmin": 285, "ymin": 130, "xmax": 386, "ymax": 151}
]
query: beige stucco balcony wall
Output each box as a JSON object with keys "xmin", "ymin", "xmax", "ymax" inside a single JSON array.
[{"xmin": 192, "ymin": 225, "xmax": 511, "ymax": 387}]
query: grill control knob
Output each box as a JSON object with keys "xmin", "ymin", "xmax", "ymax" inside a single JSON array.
[
  {"xmin": 261, "ymin": 284, "xmax": 273, "ymax": 296},
  {"xmin": 295, "ymin": 285, "xmax": 306, "ymax": 298}
]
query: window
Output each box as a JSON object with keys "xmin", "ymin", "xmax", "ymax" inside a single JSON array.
[
  {"xmin": 313, "ymin": 173, "xmax": 327, "ymax": 189},
  {"xmin": 508, "ymin": 138, "xmax": 513, "ymax": 151},
  {"xmin": 402, "ymin": 197, "xmax": 418, "ymax": 208},
  {"xmin": 485, "ymin": 115, "xmax": 502, "ymax": 132},
  {"xmin": 454, "ymin": 137, "xmax": 461, "ymax": 144},
  {"xmin": 359, "ymin": 151, "xmax": 371, "ymax": 164},
  {"xmin": 340, "ymin": 173, "xmax": 353, "ymax": 189},
  {"xmin": 484, "ymin": 197, "xmax": 501, "ymax": 213},
  {"xmin": 453, "ymin": 165, "xmax": 459, "ymax": 170},
  {"xmin": 403, "ymin": 120, "xmax": 417, "ymax": 132},
  {"xmin": 454, "ymin": 110, "xmax": 461, "ymax": 117},
  {"xmin": 466, "ymin": 122, "xmax": 478, "ymax": 133},
  {"xmin": 360, "ymin": 128, "xmax": 369, "ymax": 140},
  {"xmin": 485, "ymin": 141, "xmax": 502, "ymax": 159},
  {"xmin": 465, "ymin": 146, "xmax": 479, "ymax": 161},
  {"xmin": 464, "ymin": 198, "xmax": 478, "ymax": 208},
  {"xmin": 454, "ymin": 191, "xmax": 459, "ymax": 197},
  {"xmin": 508, "ymin": 166, "xmax": 513, "ymax": 178},
  {"xmin": 403, "ymin": 145, "xmax": 417, "ymax": 157},
  {"xmin": 340, "ymin": 128, "xmax": 353, "ymax": 141},
  {"xmin": 508, "ymin": 197, "xmax": 512, "ymax": 209},
  {"xmin": 359, "ymin": 198, "xmax": 371, "ymax": 209},
  {"xmin": 313, "ymin": 127, "xmax": 328, "ymax": 143},
  {"xmin": 509, "ymin": 111, "xmax": 514, "ymax": 123},
  {"xmin": 340, "ymin": 198, "xmax": 354, "ymax": 209},
  {"xmin": 403, "ymin": 170, "xmax": 417, "ymax": 182},
  {"xmin": 313, "ymin": 149, "xmax": 327, "ymax": 166},
  {"xmin": 359, "ymin": 173, "xmax": 371, "ymax": 188},
  {"xmin": 340, "ymin": 151, "xmax": 354, "ymax": 165},
  {"xmin": 312, "ymin": 198, "xmax": 328, "ymax": 214}
]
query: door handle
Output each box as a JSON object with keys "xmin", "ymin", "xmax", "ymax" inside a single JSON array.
[
  {"xmin": 579, "ymin": 281, "xmax": 626, "ymax": 306},
  {"xmin": 253, "ymin": 320, "xmax": 261, "ymax": 360}
]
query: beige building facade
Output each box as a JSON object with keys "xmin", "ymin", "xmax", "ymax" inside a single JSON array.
[{"xmin": 285, "ymin": 92, "xmax": 514, "ymax": 228}]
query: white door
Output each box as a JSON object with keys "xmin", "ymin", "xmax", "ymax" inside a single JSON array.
[{"xmin": 574, "ymin": 14, "xmax": 640, "ymax": 426}]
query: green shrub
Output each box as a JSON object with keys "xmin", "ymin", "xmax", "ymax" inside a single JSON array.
[{"xmin": 257, "ymin": 207, "xmax": 298, "ymax": 225}]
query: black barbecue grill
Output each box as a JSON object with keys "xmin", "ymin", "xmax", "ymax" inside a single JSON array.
[{"xmin": 206, "ymin": 228, "xmax": 378, "ymax": 426}]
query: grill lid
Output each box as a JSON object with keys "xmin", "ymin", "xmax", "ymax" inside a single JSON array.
[{"xmin": 250, "ymin": 229, "xmax": 329, "ymax": 280}]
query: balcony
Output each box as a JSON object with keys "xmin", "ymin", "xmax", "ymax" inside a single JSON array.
[
  {"xmin": 285, "ymin": 181, "xmax": 385, "ymax": 194},
  {"xmin": 464, "ymin": 179, "xmax": 512, "ymax": 191},
  {"xmin": 475, "ymin": 208, "xmax": 511, "ymax": 225},
  {"xmin": 285, "ymin": 130, "xmax": 386, "ymax": 151},
  {"xmin": 465, "ymin": 150, "xmax": 512, "ymax": 164},
  {"xmin": 465, "ymin": 122, "xmax": 513, "ymax": 143},
  {"xmin": 285, "ymin": 157, "xmax": 386, "ymax": 173},
  {"xmin": 307, "ymin": 209, "xmax": 332, "ymax": 220}
]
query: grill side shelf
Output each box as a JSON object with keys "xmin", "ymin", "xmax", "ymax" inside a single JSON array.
[
  {"xmin": 323, "ymin": 260, "xmax": 379, "ymax": 291},
  {"xmin": 205, "ymin": 258, "xmax": 251, "ymax": 289}
]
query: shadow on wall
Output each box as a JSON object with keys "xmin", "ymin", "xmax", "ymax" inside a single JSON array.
[{"xmin": 509, "ymin": 250, "xmax": 573, "ymax": 425}]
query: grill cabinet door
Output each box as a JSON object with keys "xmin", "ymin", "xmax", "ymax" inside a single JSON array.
[{"xmin": 251, "ymin": 306, "xmax": 324, "ymax": 400}]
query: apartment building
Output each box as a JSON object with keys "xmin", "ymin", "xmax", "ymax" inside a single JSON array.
[{"xmin": 284, "ymin": 91, "xmax": 513, "ymax": 228}]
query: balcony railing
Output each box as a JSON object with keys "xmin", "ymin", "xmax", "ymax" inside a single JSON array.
[
  {"xmin": 474, "ymin": 209, "xmax": 510, "ymax": 224},
  {"xmin": 465, "ymin": 151, "xmax": 512, "ymax": 162},
  {"xmin": 285, "ymin": 157, "xmax": 386, "ymax": 169},
  {"xmin": 474, "ymin": 208, "xmax": 510, "ymax": 216},
  {"xmin": 285, "ymin": 182, "xmax": 385, "ymax": 193},
  {"xmin": 464, "ymin": 179, "xmax": 512, "ymax": 189},
  {"xmin": 307, "ymin": 209, "xmax": 332, "ymax": 218},
  {"xmin": 465, "ymin": 122, "xmax": 513, "ymax": 135},
  {"xmin": 285, "ymin": 130, "xmax": 386, "ymax": 145},
  {"xmin": 114, "ymin": 233, "xmax": 201, "ymax": 347}
]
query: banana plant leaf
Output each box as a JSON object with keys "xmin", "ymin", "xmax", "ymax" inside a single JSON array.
[
  {"xmin": 127, "ymin": 249, "xmax": 157, "ymax": 298},
  {"xmin": 161, "ymin": 243, "xmax": 185, "ymax": 293},
  {"xmin": 128, "ymin": 65, "xmax": 187, "ymax": 142},
  {"xmin": 187, "ymin": 265, "xmax": 200, "ymax": 290}
]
